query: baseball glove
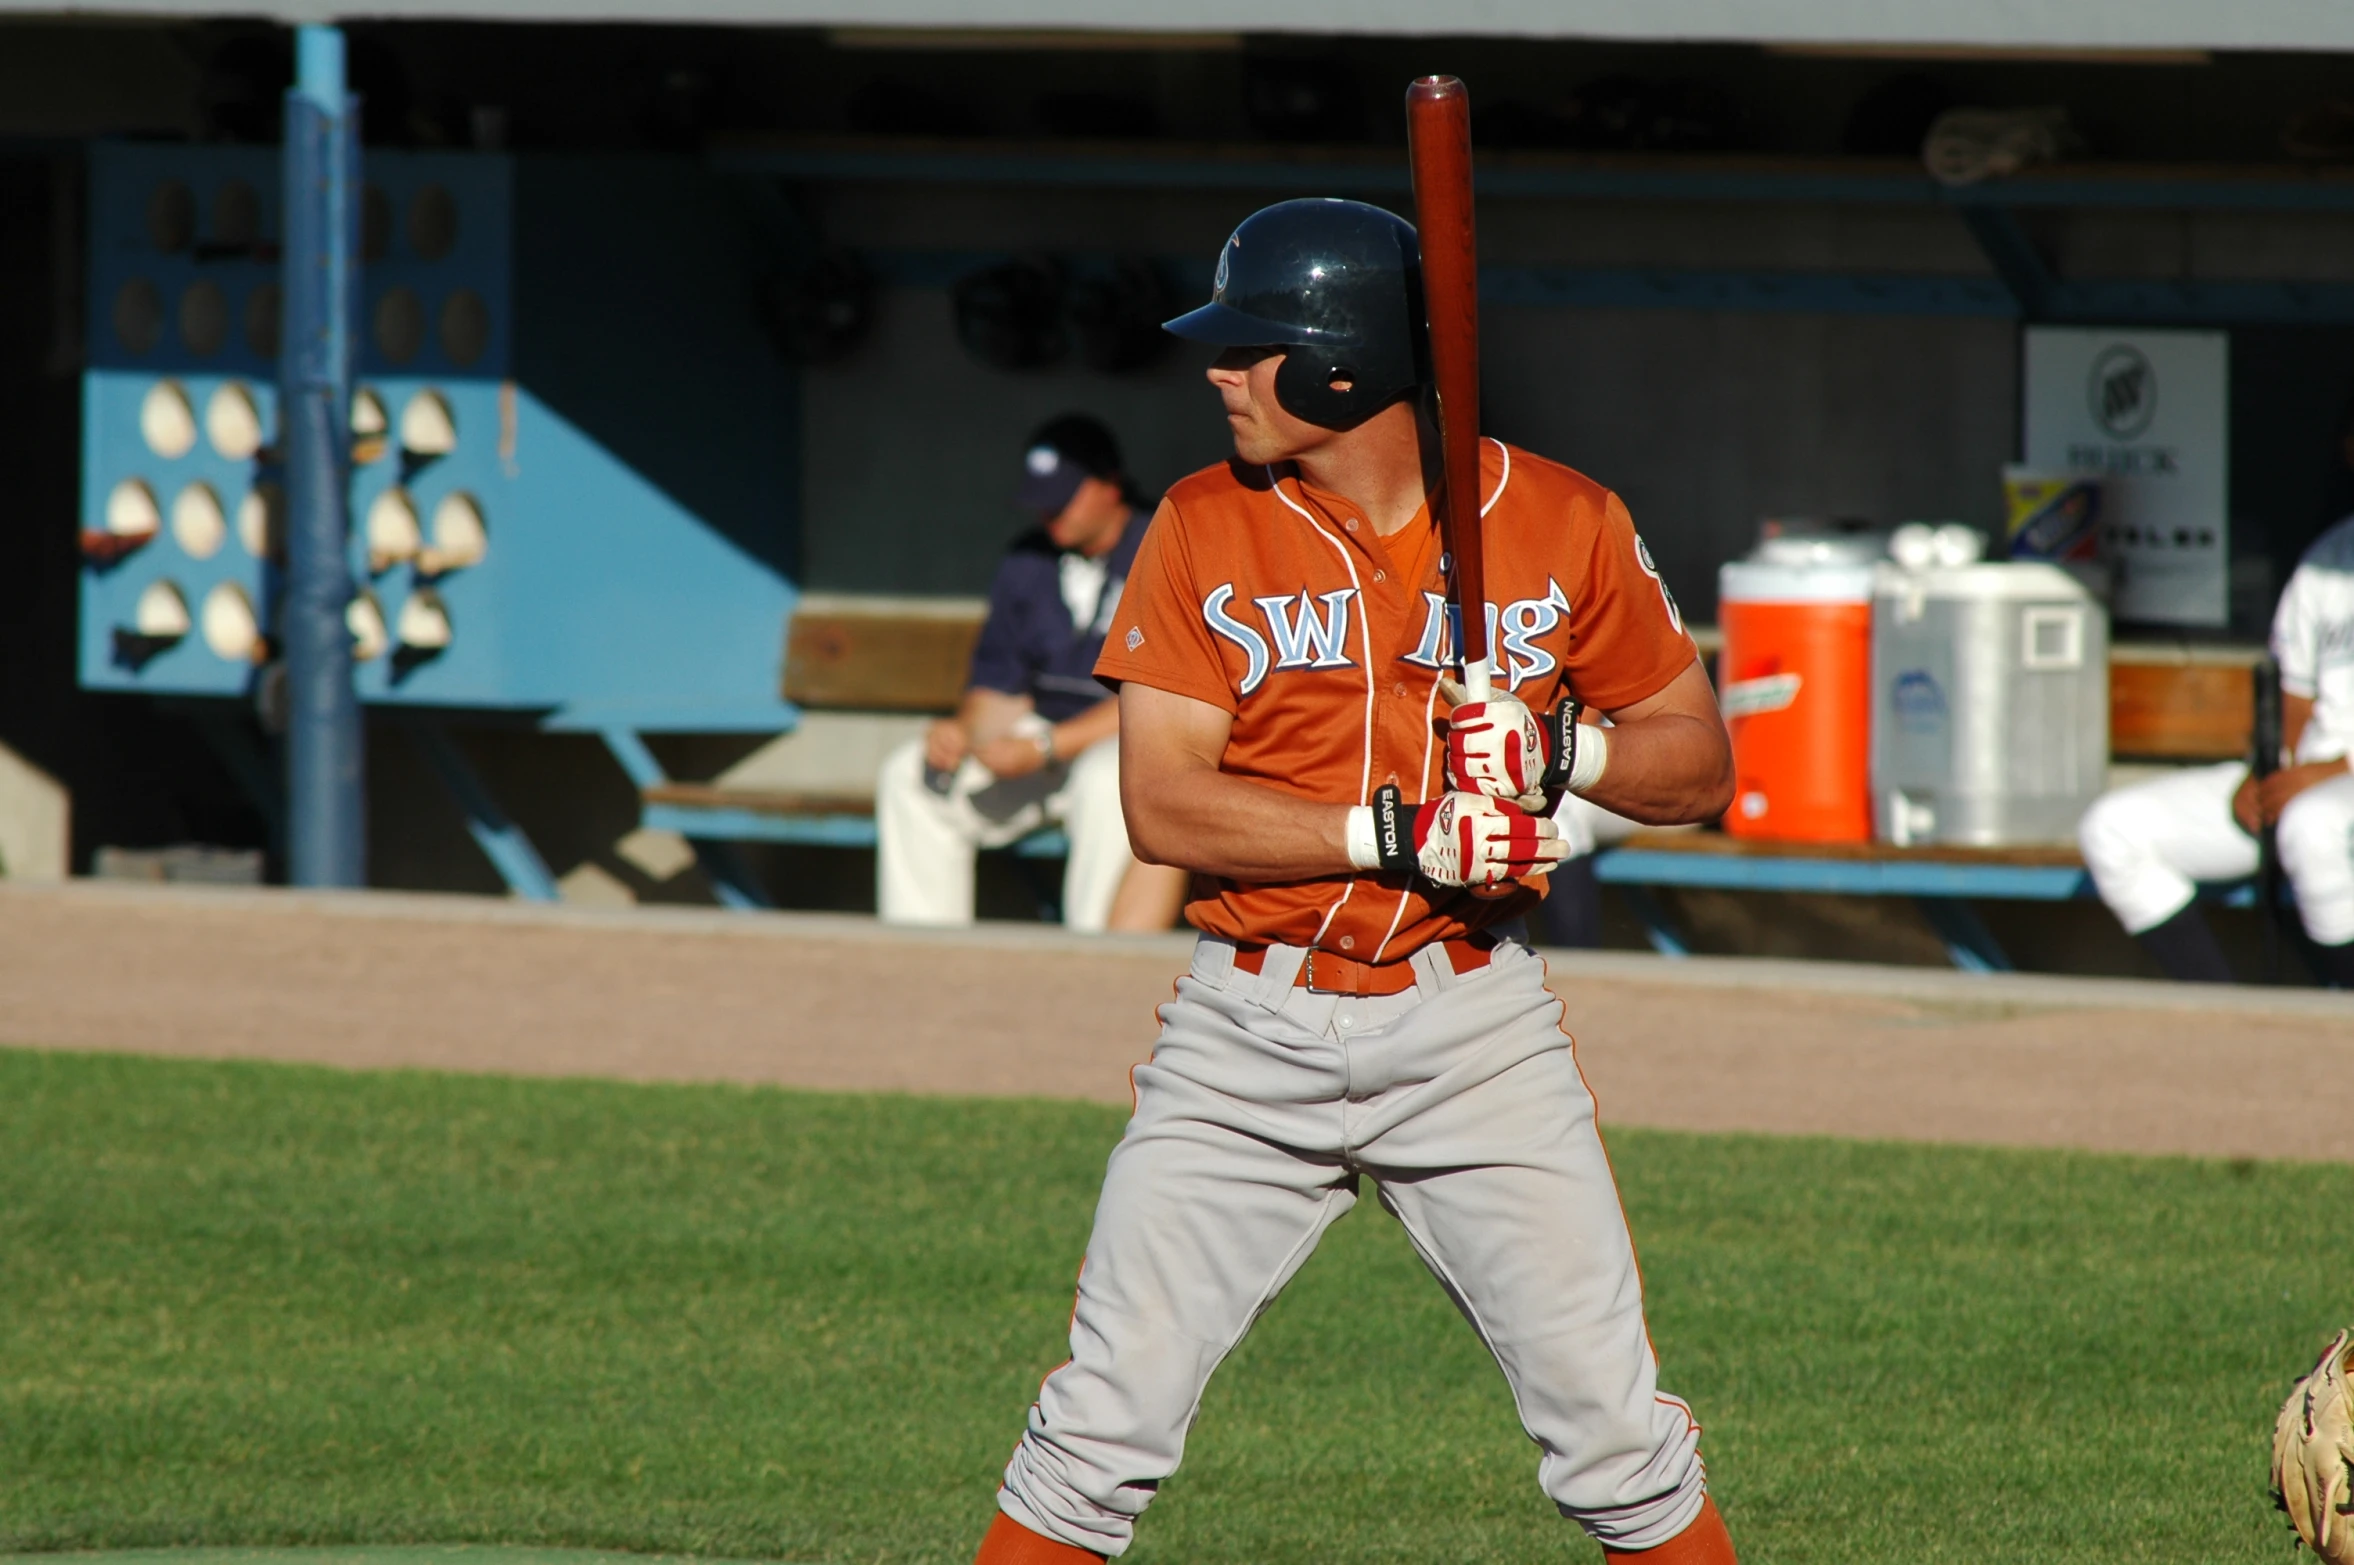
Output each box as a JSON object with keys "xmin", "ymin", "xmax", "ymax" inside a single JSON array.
[{"xmin": 2274, "ymin": 1328, "xmax": 2354, "ymax": 1564}]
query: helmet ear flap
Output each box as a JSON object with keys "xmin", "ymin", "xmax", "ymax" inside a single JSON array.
[
  {"xmin": 1271, "ymin": 348, "xmax": 1413, "ymax": 432},
  {"xmin": 1271, "ymin": 347, "xmax": 1355, "ymax": 429}
]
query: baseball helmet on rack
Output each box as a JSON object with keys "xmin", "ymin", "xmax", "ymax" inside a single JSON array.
[{"xmin": 1163, "ymin": 197, "xmax": 1425, "ymax": 430}]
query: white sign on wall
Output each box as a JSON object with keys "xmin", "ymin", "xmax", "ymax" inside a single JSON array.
[{"xmin": 2023, "ymin": 326, "xmax": 2229, "ymax": 627}]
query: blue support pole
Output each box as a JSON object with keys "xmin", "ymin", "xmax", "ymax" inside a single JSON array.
[{"xmin": 280, "ymin": 25, "xmax": 366, "ymax": 887}]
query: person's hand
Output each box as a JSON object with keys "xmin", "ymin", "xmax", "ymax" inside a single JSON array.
[
  {"xmin": 2233, "ymin": 773, "xmax": 2263, "ymax": 835},
  {"xmin": 974, "ymin": 715, "xmax": 1055, "ymax": 781},
  {"xmin": 2256, "ymin": 760, "xmax": 2349, "ymax": 824},
  {"xmin": 1408, "ymin": 791, "xmax": 1568, "ymax": 887},
  {"xmin": 924, "ymin": 718, "xmax": 970, "ymax": 773},
  {"xmin": 1438, "ymin": 678, "xmax": 1549, "ymax": 812}
]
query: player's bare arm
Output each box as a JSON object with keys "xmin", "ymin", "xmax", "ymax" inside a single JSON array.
[
  {"xmin": 1123, "ymin": 664, "xmax": 1728, "ymax": 880},
  {"xmin": 2235, "ymin": 692, "xmax": 2350, "ymax": 830},
  {"xmin": 925, "ymin": 687, "xmax": 1023, "ymax": 771},
  {"xmin": 1118, "ymin": 682, "xmax": 1355, "ymax": 879},
  {"xmin": 969, "ymin": 696, "xmax": 1120, "ymax": 781},
  {"xmin": 1563, "ymin": 660, "xmax": 1734, "ymax": 826}
]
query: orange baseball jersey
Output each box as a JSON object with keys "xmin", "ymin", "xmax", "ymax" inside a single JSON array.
[{"xmin": 1094, "ymin": 436, "xmax": 1696, "ymax": 959}]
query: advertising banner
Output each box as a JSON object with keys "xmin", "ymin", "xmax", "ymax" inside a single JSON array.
[{"xmin": 2022, "ymin": 326, "xmax": 2229, "ymax": 628}]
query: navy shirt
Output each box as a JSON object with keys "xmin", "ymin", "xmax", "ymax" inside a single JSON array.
[{"xmin": 967, "ymin": 510, "xmax": 1147, "ymax": 722}]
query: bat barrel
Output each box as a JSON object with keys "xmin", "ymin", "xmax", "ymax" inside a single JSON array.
[{"xmin": 1406, "ymin": 74, "xmax": 1488, "ymax": 676}]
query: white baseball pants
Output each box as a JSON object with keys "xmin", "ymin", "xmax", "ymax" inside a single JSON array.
[
  {"xmin": 2076, "ymin": 761, "xmax": 2354, "ymax": 943},
  {"xmin": 875, "ymin": 735, "xmax": 1136, "ymax": 932},
  {"xmin": 998, "ymin": 936, "xmax": 1709, "ymax": 1557}
]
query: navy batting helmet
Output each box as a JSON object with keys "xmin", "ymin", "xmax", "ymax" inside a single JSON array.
[{"xmin": 1163, "ymin": 198, "xmax": 1425, "ymax": 430}]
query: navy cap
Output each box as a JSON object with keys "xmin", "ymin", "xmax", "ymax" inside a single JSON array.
[{"xmin": 1015, "ymin": 414, "xmax": 1123, "ymax": 517}]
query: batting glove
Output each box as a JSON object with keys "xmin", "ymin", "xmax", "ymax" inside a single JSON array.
[
  {"xmin": 1439, "ymin": 680, "xmax": 1596, "ymax": 810},
  {"xmin": 1365, "ymin": 783, "xmax": 1568, "ymax": 888}
]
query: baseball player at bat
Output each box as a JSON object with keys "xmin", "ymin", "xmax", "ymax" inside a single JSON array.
[{"xmin": 970, "ymin": 194, "xmax": 1738, "ymax": 1563}]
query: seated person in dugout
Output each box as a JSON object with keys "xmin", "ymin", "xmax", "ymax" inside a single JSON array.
[
  {"xmin": 2078, "ymin": 409, "xmax": 2354, "ymax": 985},
  {"xmin": 877, "ymin": 415, "xmax": 1190, "ymax": 932}
]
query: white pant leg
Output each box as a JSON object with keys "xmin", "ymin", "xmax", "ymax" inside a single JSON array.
[
  {"xmin": 875, "ymin": 739, "xmax": 1054, "ymax": 927},
  {"xmin": 876, "ymin": 739, "xmax": 977, "ymax": 926},
  {"xmin": 1351, "ymin": 944, "xmax": 1707, "ymax": 1550},
  {"xmin": 998, "ymin": 954, "xmax": 1362, "ymax": 1556},
  {"xmin": 998, "ymin": 941, "xmax": 1703, "ymax": 1556},
  {"xmin": 1047, "ymin": 737, "xmax": 1136, "ymax": 934},
  {"xmin": 2076, "ymin": 763, "xmax": 2256, "ymax": 935},
  {"xmin": 2274, "ymin": 770, "xmax": 2354, "ymax": 944}
]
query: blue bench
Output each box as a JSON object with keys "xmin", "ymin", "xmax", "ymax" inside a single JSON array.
[
  {"xmin": 599, "ymin": 726, "xmax": 1068, "ymax": 912},
  {"xmin": 637, "ymin": 782, "xmax": 1068, "ymax": 860},
  {"xmin": 1589, "ymin": 829, "xmax": 2271, "ymax": 972}
]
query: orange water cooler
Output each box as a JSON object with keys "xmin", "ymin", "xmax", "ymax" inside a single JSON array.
[{"xmin": 1716, "ymin": 543, "xmax": 1877, "ymax": 841}]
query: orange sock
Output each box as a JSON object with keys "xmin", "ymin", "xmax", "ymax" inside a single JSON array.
[
  {"xmin": 1601, "ymin": 1495, "xmax": 1737, "ymax": 1564},
  {"xmin": 972, "ymin": 1511, "xmax": 1107, "ymax": 1564}
]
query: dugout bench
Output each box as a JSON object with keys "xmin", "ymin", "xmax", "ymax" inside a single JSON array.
[{"xmin": 616, "ymin": 595, "xmax": 1067, "ymax": 911}]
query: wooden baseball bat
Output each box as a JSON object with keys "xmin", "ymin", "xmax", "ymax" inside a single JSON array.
[
  {"xmin": 1406, "ymin": 74, "xmax": 1490, "ymax": 701},
  {"xmin": 2254, "ymin": 655, "xmax": 2285, "ymax": 981}
]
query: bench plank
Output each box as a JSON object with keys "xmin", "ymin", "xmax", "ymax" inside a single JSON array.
[
  {"xmin": 645, "ymin": 781, "xmax": 879, "ymax": 817},
  {"xmin": 783, "ymin": 597, "xmax": 985, "ymax": 712},
  {"xmin": 2109, "ymin": 661, "xmax": 2255, "ymax": 761}
]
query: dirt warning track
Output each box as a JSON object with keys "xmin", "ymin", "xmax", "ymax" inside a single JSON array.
[{"xmin": 4, "ymin": 881, "xmax": 2349, "ymax": 1163}]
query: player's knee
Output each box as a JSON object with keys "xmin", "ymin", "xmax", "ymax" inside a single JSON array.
[
  {"xmin": 2275, "ymin": 791, "xmax": 2351, "ymax": 874},
  {"xmin": 2276, "ymin": 794, "xmax": 2354, "ymax": 933},
  {"xmin": 2074, "ymin": 790, "xmax": 2150, "ymax": 873},
  {"xmin": 877, "ymin": 736, "xmax": 928, "ymax": 795}
]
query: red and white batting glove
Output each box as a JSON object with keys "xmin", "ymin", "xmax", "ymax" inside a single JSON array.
[
  {"xmin": 1438, "ymin": 678, "xmax": 1606, "ymax": 810},
  {"xmin": 1349, "ymin": 784, "xmax": 1568, "ymax": 888}
]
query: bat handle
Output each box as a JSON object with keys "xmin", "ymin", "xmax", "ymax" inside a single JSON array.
[{"xmin": 1464, "ymin": 658, "xmax": 1494, "ymax": 703}]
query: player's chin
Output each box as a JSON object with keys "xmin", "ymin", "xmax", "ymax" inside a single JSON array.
[{"xmin": 1227, "ymin": 422, "xmax": 1283, "ymax": 465}]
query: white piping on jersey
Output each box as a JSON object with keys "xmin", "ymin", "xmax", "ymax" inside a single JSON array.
[
  {"xmin": 1478, "ymin": 437, "xmax": 1511, "ymax": 517},
  {"xmin": 1269, "ymin": 466, "xmax": 1379, "ymax": 948}
]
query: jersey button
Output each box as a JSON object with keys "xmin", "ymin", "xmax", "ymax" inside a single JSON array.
[
  {"xmin": 1373, "ymin": 569, "xmax": 1386, "ymax": 582},
  {"xmin": 1339, "ymin": 935, "xmax": 1356, "ymax": 950},
  {"xmin": 1343, "ymin": 518, "xmax": 1359, "ymax": 532},
  {"xmin": 1393, "ymin": 682, "xmax": 1408, "ymax": 697}
]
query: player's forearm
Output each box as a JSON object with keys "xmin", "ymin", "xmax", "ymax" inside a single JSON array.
[
  {"xmin": 1573, "ymin": 712, "xmax": 1734, "ymax": 826},
  {"xmin": 958, "ymin": 687, "xmax": 1033, "ymax": 744},
  {"xmin": 1123, "ymin": 766, "xmax": 1356, "ymax": 881}
]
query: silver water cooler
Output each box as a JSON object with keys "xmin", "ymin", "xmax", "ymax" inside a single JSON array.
[{"xmin": 1871, "ymin": 561, "xmax": 2109, "ymax": 846}]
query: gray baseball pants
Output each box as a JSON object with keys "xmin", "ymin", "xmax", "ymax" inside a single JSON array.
[{"xmin": 998, "ymin": 934, "xmax": 1710, "ymax": 1556}]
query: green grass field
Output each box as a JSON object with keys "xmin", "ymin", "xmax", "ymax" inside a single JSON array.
[{"xmin": 1, "ymin": 1048, "xmax": 2344, "ymax": 1564}]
